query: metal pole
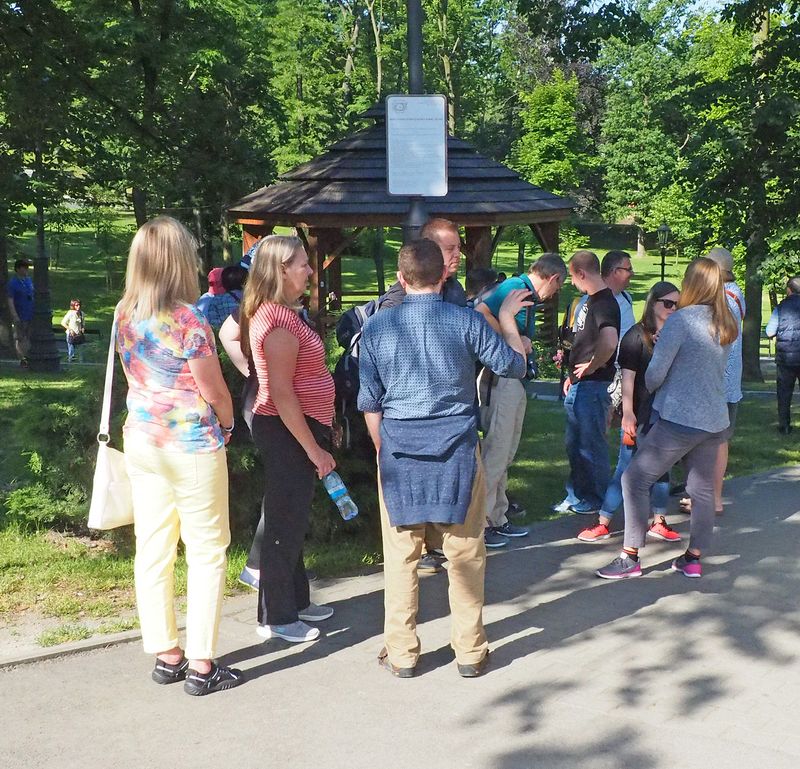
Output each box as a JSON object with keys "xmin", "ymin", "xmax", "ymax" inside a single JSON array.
[
  {"xmin": 660, "ymin": 246, "xmax": 666, "ymax": 282},
  {"xmin": 403, "ymin": 0, "xmax": 427, "ymax": 244},
  {"xmin": 27, "ymin": 145, "xmax": 60, "ymax": 373},
  {"xmin": 407, "ymin": 0, "xmax": 424, "ymax": 95}
]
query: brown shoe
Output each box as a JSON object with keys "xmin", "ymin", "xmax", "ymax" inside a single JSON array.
[
  {"xmin": 457, "ymin": 651, "xmax": 490, "ymax": 678},
  {"xmin": 378, "ymin": 648, "xmax": 415, "ymax": 679}
]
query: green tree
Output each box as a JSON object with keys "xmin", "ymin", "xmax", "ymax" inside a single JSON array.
[{"xmin": 508, "ymin": 70, "xmax": 595, "ymax": 197}]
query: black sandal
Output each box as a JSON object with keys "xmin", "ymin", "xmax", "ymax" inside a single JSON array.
[{"xmin": 183, "ymin": 663, "xmax": 245, "ymax": 696}]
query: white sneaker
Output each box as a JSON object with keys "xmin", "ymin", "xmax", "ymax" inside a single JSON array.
[
  {"xmin": 256, "ymin": 620, "xmax": 320, "ymax": 643},
  {"xmin": 552, "ymin": 498, "xmax": 574, "ymax": 513},
  {"xmin": 298, "ymin": 603, "xmax": 334, "ymax": 622}
]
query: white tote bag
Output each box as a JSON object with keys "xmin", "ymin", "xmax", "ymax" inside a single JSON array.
[{"xmin": 87, "ymin": 318, "xmax": 134, "ymax": 529}]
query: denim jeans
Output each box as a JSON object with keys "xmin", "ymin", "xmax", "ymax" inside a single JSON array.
[
  {"xmin": 564, "ymin": 380, "xmax": 612, "ymax": 509},
  {"xmin": 600, "ymin": 430, "xmax": 670, "ymax": 518}
]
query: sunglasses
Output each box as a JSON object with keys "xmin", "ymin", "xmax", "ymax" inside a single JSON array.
[{"xmin": 656, "ymin": 298, "xmax": 678, "ymax": 309}]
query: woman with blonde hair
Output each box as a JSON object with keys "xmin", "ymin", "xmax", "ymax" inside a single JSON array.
[
  {"xmin": 116, "ymin": 216, "xmax": 243, "ymax": 695},
  {"xmin": 597, "ymin": 258, "xmax": 738, "ymax": 580},
  {"xmin": 240, "ymin": 235, "xmax": 336, "ymax": 644}
]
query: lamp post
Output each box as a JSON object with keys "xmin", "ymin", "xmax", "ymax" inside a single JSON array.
[{"xmin": 657, "ymin": 222, "xmax": 670, "ymax": 283}]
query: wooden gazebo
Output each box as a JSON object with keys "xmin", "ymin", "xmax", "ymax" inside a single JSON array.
[{"xmin": 228, "ymin": 104, "xmax": 574, "ymax": 337}]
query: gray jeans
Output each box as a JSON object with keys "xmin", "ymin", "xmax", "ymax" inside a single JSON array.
[{"xmin": 622, "ymin": 419, "xmax": 725, "ymax": 552}]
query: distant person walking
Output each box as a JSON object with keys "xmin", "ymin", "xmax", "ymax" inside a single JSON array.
[
  {"xmin": 239, "ymin": 235, "xmax": 336, "ymax": 644},
  {"xmin": 597, "ymin": 258, "xmax": 738, "ymax": 580},
  {"xmin": 61, "ymin": 299, "xmax": 85, "ymax": 362},
  {"xmin": 116, "ymin": 216, "xmax": 243, "ymax": 696},
  {"xmin": 6, "ymin": 258, "xmax": 34, "ymax": 366},
  {"xmin": 766, "ymin": 276, "xmax": 800, "ymax": 434}
]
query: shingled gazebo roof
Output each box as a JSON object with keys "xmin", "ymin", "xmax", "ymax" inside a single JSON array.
[{"xmin": 228, "ymin": 105, "xmax": 574, "ymax": 227}]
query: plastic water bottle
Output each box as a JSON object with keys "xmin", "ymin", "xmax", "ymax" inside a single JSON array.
[{"xmin": 322, "ymin": 471, "xmax": 359, "ymax": 521}]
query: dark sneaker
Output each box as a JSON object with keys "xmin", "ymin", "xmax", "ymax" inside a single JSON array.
[
  {"xmin": 457, "ymin": 651, "xmax": 490, "ymax": 678},
  {"xmin": 417, "ymin": 553, "xmax": 444, "ymax": 573},
  {"xmin": 378, "ymin": 648, "xmax": 415, "ymax": 678},
  {"xmin": 297, "ymin": 603, "xmax": 334, "ymax": 622},
  {"xmin": 484, "ymin": 527, "xmax": 508, "ymax": 549},
  {"xmin": 596, "ymin": 554, "xmax": 642, "ymax": 580},
  {"xmin": 238, "ymin": 567, "xmax": 259, "ymax": 591},
  {"xmin": 672, "ymin": 555, "xmax": 702, "ymax": 578},
  {"xmin": 493, "ymin": 522, "xmax": 529, "ymax": 538},
  {"xmin": 570, "ymin": 501, "xmax": 599, "ymax": 515},
  {"xmin": 152, "ymin": 656, "xmax": 189, "ymax": 685},
  {"xmin": 506, "ymin": 501, "xmax": 527, "ymax": 518},
  {"xmin": 257, "ymin": 620, "xmax": 320, "ymax": 643},
  {"xmin": 183, "ymin": 663, "xmax": 244, "ymax": 696}
]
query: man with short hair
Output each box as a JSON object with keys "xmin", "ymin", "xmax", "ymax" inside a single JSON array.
[
  {"xmin": 562, "ymin": 250, "xmax": 621, "ymax": 515},
  {"xmin": 766, "ymin": 276, "xmax": 800, "ymax": 434},
  {"xmin": 380, "ymin": 218, "xmax": 467, "ymax": 308},
  {"xmin": 6, "ymin": 258, "xmax": 34, "ymax": 366},
  {"xmin": 475, "ymin": 253, "xmax": 567, "ymax": 547},
  {"xmin": 197, "ymin": 267, "xmax": 240, "ymax": 330},
  {"xmin": 358, "ymin": 238, "xmax": 529, "ymax": 679}
]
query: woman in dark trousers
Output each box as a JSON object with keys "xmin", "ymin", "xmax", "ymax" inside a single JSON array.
[
  {"xmin": 239, "ymin": 235, "xmax": 336, "ymax": 643},
  {"xmin": 597, "ymin": 258, "xmax": 738, "ymax": 580}
]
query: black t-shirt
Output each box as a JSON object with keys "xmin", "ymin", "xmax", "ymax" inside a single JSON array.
[
  {"xmin": 569, "ymin": 287, "xmax": 620, "ymax": 383},
  {"xmin": 617, "ymin": 323, "xmax": 654, "ymax": 427}
]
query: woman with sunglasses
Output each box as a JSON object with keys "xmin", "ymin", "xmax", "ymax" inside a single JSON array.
[
  {"xmin": 597, "ymin": 259, "xmax": 738, "ymax": 579},
  {"xmin": 578, "ymin": 282, "xmax": 681, "ymax": 543}
]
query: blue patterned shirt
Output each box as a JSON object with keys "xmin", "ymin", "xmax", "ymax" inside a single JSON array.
[{"xmin": 358, "ymin": 293, "xmax": 525, "ymax": 419}]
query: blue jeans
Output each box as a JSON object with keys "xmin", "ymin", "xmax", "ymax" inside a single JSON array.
[
  {"xmin": 66, "ymin": 332, "xmax": 75, "ymax": 360},
  {"xmin": 600, "ymin": 430, "xmax": 669, "ymax": 518},
  {"xmin": 564, "ymin": 380, "xmax": 612, "ymax": 509}
]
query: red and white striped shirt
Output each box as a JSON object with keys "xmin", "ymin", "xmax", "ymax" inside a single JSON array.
[{"xmin": 249, "ymin": 303, "xmax": 335, "ymax": 426}]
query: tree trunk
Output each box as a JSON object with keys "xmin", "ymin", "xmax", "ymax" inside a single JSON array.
[
  {"xmin": 636, "ymin": 226, "xmax": 647, "ymax": 259},
  {"xmin": 366, "ymin": 0, "xmax": 383, "ymax": 97},
  {"xmin": 0, "ymin": 228, "xmax": 12, "ymax": 351},
  {"xmin": 132, "ymin": 187, "xmax": 147, "ymax": 226},
  {"xmin": 341, "ymin": 4, "xmax": 360, "ymax": 104},
  {"xmin": 742, "ymin": 227, "xmax": 766, "ymax": 382},
  {"xmin": 220, "ymin": 212, "xmax": 232, "ymax": 263}
]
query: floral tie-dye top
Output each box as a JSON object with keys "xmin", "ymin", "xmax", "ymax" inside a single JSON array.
[{"xmin": 116, "ymin": 303, "xmax": 224, "ymax": 452}]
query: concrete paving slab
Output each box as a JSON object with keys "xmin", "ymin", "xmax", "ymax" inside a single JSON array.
[{"xmin": 2, "ymin": 465, "xmax": 800, "ymax": 768}]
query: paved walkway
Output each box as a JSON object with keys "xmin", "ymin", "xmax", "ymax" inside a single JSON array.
[{"xmin": 3, "ymin": 466, "xmax": 800, "ymax": 769}]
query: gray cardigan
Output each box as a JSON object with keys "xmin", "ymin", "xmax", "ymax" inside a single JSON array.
[{"xmin": 645, "ymin": 305, "xmax": 730, "ymax": 433}]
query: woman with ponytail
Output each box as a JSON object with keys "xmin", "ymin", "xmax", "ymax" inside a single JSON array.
[{"xmin": 597, "ymin": 258, "xmax": 738, "ymax": 580}]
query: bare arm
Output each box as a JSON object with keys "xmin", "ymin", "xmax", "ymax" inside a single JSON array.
[
  {"xmin": 497, "ymin": 289, "xmax": 534, "ymax": 358},
  {"xmin": 7, "ymin": 297, "xmax": 18, "ymax": 323},
  {"xmin": 573, "ymin": 327, "xmax": 618, "ymax": 380},
  {"xmin": 219, "ymin": 315, "xmax": 249, "ymax": 377},
  {"xmin": 620, "ymin": 368, "xmax": 637, "ymax": 439},
  {"xmin": 476, "ymin": 302, "xmax": 501, "ymax": 333},
  {"xmin": 264, "ymin": 327, "xmax": 335, "ymax": 478},
  {"xmin": 187, "ymin": 355, "xmax": 234, "ymax": 443},
  {"xmin": 364, "ymin": 411, "xmax": 382, "ymax": 452}
]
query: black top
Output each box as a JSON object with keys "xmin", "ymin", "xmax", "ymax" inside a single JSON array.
[
  {"xmin": 569, "ymin": 287, "xmax": 620, "ymax": 383},
  {"xmin": 618, "ymin": 323, "xmax": 654, "ymax": 428}
]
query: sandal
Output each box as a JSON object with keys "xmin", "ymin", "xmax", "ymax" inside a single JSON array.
[
  {"xmin": 152, "ymin": 656, "xmax": 189, "ymax": 685},
  {"xmin": 184, "ymin": 663, "xmax": 245, "ymax": 696}
]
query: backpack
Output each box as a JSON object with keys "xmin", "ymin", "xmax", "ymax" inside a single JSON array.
[{"xmin": 333, "ymin": 298, "xmax": 384, "ymax": 415}]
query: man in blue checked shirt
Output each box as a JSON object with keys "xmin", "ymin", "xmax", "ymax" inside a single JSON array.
[{"xmin": 358, "ymin": 238, "xmax": 530, "ymax": 680}]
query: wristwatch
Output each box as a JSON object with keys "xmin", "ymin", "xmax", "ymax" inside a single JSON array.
[{"xmin": 222, "ymin": 420, "xmax": 235, "ymax": 434}]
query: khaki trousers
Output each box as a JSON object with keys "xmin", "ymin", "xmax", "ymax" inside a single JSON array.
[
  {"xmin": 378, "ymin": 452, "xmax": 488, "ymax": 668},
  {"xmin": 479, "ymin": 373, "xmax": 527, "ymax": 527},
  {"xmin": 124, "ymin": 432, "xmax": 230, "ymax": 660}
]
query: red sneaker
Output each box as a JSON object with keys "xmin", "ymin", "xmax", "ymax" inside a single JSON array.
[
  {"xmin": 577, "ymin": 523, "xmax": 610, "ymax": 542},
  {"xmin": 647, "ymin": 519, "xmax": 681, "ymax": 542}
]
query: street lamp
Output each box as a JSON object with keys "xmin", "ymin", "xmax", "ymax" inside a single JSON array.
[{"xmin": 657, "ymin": 222, "xmax": 671, "ymax": 283}]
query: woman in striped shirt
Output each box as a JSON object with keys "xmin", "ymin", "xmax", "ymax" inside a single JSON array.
[{"xmin": 240, "ymin": 236, "xmax": 336, "ymax": 644}]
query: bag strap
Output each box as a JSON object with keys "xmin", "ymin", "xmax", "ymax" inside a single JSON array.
[
  {"xmin": 98, "ymin": 315, "xmax": 118, "ymax": 441},
  {"xmin": 725, "ymin": 289, "xmax": 745, "ymax": 320}
]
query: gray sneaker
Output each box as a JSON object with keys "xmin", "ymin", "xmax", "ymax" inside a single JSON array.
[
  {"xmin": 417, "ymin": 553, "xmax": 445, "ymax": 573},
  {"xmin": 298, "ymin": 603, "xmax": 334, "ymax": 622},
  {"xmin": 484, "ymin": 527, "xmax": 508, "ymax": 549},
  {"xmin": 256, "ymin": 620, "xmax": 320, "ymax": 643}
]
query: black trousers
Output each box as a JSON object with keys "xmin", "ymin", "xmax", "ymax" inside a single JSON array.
[
  {"xmin": 777, "ymin": 362, "xmax": 800, "ymax": 429},
  {"xmin": 251, "ymin": 414, "xmax": 330, "ymax": 626}
]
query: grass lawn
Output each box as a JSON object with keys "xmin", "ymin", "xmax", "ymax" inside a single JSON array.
[{"xmin": 1, "ymin": 216, "xmax": 795, "ymax": 647}]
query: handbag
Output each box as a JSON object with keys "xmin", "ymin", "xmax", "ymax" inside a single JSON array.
[
  {"xmin": 87, "ymin": 317, "xmax": 134, "ymax": 529},
  {"xmin": 68, "ymin": 331, "xmax": 86, "ymax": 346}
]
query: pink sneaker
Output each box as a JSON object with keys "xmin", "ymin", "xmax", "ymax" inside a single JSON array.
[
  {"xmin": 648, "ymin": 519, "xmax": 681, "ymax": 542},
  {"xmin": 577, "ymin": 523, "xmax": 610, "ymax": 542},
  {"xmin": 672, "ymin": 555, "xmax": 702, "ymax": 578}
]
